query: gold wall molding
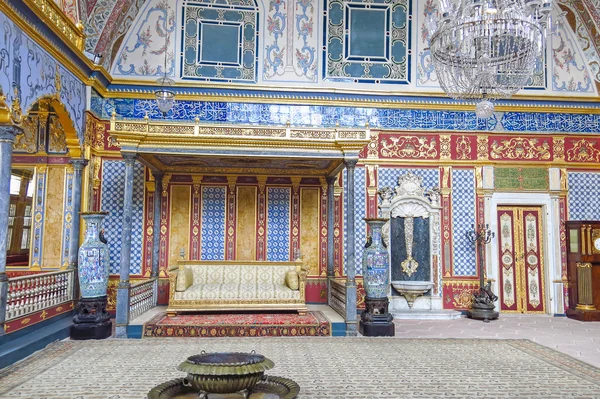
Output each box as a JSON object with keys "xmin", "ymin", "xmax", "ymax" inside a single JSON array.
[
  {"xmin": 22, "ymin": 0, "xmax": 85, "ymax": 51},
  {"xmin": 0, "ymin": 1, "xmax": 107, "ymax": 87}
]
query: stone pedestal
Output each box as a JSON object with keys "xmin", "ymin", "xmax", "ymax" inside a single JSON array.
[
  {"xmin": 70, "ymin": 296, "xmax": 112, "ymax": 340},
  {"xmin": 359, "ymin": 297, "xmax": 395, "ymax": 337},
  {"xmin": 467, "ymin": 305, "xmax": 499, "ymax": 323}
]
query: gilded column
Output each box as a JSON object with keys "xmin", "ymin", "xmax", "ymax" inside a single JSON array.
[
  {"xmin": 115, "ymin": 153, "xmax": 137, "ymax": 338},
  {"xmin": 159, "ymin": 174, "xmax": 171, "ymax": 275},
  {"xmin": 344, "ymin": 158, "xmax": 358, "ymax": 336},
  {"xmin": 326, "ymin": 175, "xmax": 336, "ymax": 277},
  {"xmin": 190, "ymin": 176, "xmax": 202, "ymax": 260},
  {"xmin": 0, "ymin": 125, "xmax": 21, "ymax": 337},
  {"xmin": 67, "ymin": 158, "xmax": 89, "ymax": 270},
  {"xmin": 291, "ymin": 177, "xmax": 301, "ymax": 259},
  {"xmin": 333, "ymin": 175, "xmax": 343, "ymax": 276},
  {"xmin": 440, "ymin": 166, "xmax": 452, "ymax": 279},
  {"xmin": 151, "ymin": 173, "xmax": 163, "ymax": 277},
  {"xmin": 256, "ymin": 176, "xmax": 267, "ymax": 261},
  {"xmin": 319, "ymin": 177, "xmax": 328, "ymax": 276},
  {"xmin": 226, "ymin": 176, "xmax": 237, "ymax": 260}
]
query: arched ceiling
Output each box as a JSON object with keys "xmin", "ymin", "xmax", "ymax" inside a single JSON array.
[
  {"xmin": 63, "ymin": 0, "xmax": 600, "ymax": 95},
  {"xmin": 79, "ymin": 0, "xmax": 148, "ymax": 68}
]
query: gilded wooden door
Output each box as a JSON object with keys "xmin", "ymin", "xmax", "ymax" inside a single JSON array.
[{"xmin": 497, "ymin": 206, "xmax": 546, "ymax": 313}]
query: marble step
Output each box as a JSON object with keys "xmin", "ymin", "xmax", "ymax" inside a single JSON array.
[{"xmin": 391, "ymin": 309, "xmax": 462, "ymax": 320}]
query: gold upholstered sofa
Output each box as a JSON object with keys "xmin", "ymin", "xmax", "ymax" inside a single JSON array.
[{"xmin": 167, "ymin": 260, "xmax": 309, "ymax": 315}]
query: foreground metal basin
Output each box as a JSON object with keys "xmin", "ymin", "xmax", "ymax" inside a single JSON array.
[
  {"xmin": 148, "ymin": 376, "xmax": 300, "ymax": 399},
  {"xmin": 177, "ymin": 351, "xmax": 275, "ymax": 394}
]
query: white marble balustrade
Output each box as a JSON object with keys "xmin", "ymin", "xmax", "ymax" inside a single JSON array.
[
  {"xmin": 6, "ymin": 270, "xmax": 74, "ymax": 321},
  {"xmin": 129, "ymin": 278, "xmax": 157, "ymax": 321}
]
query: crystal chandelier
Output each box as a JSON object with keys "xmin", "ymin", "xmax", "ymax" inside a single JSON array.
[
  {"xmin": 154, "ymin": 30, "xmax": 175, "ymax": 116},
  {"xmin": 428, "ymin": 0, "xmax": 553, "ymax": 118}
]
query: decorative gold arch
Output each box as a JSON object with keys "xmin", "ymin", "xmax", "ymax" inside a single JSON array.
[{"xmin": 24, "ymin": 96, "xmax": 82, "ymax": 158}]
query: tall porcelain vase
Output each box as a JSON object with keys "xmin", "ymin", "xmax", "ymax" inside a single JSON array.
[
  {"xmin": 362, "ymin": 218, "xmax": 390, "ymax": 299},
  {"xmin": 78, "ymin": 212, "xmax": 110, "ymax": 298}
]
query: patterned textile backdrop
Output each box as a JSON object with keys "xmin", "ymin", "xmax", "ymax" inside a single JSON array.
[
  {"xmin": 568, "ymin": 172, "xmax": 600, "ymax": 220},
  {"xmin": 100, "ymin": 160, "xmax": 145, "ymax": 275},
  {"xmin": 201, "ymin": 186, "xmax": 226, "ymax": 261},
  {"xmin": 451, "ymin": 168, "xmax": 476, "ymax": 276},
  {"xmin": 343, "ymin": 167, "xmax": 366, "ymax": 276},
  {"xmin": 267, "ymin": 187, "xmax": 291, "ymax": 262}
]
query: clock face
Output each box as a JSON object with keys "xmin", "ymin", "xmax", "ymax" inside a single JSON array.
[{"xmin": 595, "ymin": 237, "xmax": 600, "ymax": 251}]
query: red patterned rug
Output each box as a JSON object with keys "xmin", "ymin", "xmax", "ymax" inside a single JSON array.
[{"xmin": 143, "ymin": 311, "xmax": 331, "ymax": 338}]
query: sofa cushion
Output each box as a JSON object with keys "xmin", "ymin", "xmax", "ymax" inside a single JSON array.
[
  {"xmin": 175, "ymin": 283, "xmax": 301, "ymax": 301},
  {"xmin": 176, "ymin": 268, "xmax": 193, "ymax": 292},
  {"xmin": 285, "ymin": 270, "xmax": 299, "ymax": 290},
  {"xmin": 189, "ymin": 265, "xmax": 295, "ymax": 285}
]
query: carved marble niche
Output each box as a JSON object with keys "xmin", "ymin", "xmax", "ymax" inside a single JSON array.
[{"xmin": 379, "ymin": 173, "xmax": 442, "ymax": 311}]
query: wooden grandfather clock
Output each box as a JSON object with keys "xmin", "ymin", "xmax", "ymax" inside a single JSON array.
[{"xmin": 565, "ymin": 221, "xmax": 600, "ymax": 321}]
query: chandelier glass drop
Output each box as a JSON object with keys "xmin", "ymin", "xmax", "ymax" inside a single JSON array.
[
  {"xmin": 428, "ymin": 0, "xmax": 553, "ymax": 118},
  {"xmin": 154, "ymin": 28, "xmax": 175, "ymax": 116}
]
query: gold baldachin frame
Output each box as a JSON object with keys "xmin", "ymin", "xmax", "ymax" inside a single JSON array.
[{"xmin": 109, "ymin": 116, "xmax": 370, "ymax": 176}]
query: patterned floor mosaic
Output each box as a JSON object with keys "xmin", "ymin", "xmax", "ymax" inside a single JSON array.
[
  {"xmin": 0, "ymin": 338, "xmax": 599, "ymax": 398},
  {"xmin": 143, "ymin": 311, "xmax": 331, "ymax": 338}
]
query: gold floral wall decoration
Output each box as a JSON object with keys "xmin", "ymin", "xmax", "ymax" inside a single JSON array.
[
  {"xmin": 380, "ymin": 136, "xmax": 438, "ymax": 159},
  {"xmin": 566, "ymin": 139, "xmax": 600, "ymax": 162},
  {"xmin": 439, "ymin": 135, "xmax": 451, "ymax": 159},
  {"xmin": 48, "ymin": 115, "xmax": 68, "ymax": 153},
  {"xmin": 490, "ymin": 137, "xmax": 551, "ymax": 160},
  {"xmin": 455, "ymin": 135, "xmax": 472, "ymax": 160},
  {"xmin": 84, "ymin": 114, "xmax": 106, "ymax": 150},
  {"xmin": 477, "ymin": 136, "xmax": 488, "ymax": 160},
  {"xmin": 553, "ymin": 137, "xmax": 565, "ymax": 161},
  {"xmin": 13, "ymin": 115, "xmax": 38, "ymax": 153}
]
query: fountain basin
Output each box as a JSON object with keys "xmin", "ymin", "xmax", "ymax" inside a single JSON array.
[
  {"xmin": 391, "ymin": 281, "xmax": 434, "ymax": 308},
  {"xmin": 177, "ymin": 351, "xmax": 274, "ymax": 394}
]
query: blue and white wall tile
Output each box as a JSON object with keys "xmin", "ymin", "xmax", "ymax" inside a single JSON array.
[
  {"xmin": 266, "ymin": 187, "xmax": 290, "ymax": 261},
  {"xmin": 201, "ymin": 186, "xmax": 226, "ymax": 260},
  {"xmin": 568, "ymin": 172, "xmax": 600, "ymax": 220},
  {"xmin": 100, "ymin": 160, "xmax": 145, "ymax": 275},
  {"xmin": 343, "ymin": 167, "xmax": 366, "ymax": 276},
  {"xmin": 451, "ymin": 169, "xmax": 476, "ymax": 276},
  {"xmin": 378, "ymin": 167, "xmax": 439, "ymax": 191}
]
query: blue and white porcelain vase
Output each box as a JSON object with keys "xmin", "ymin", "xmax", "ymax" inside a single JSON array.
[
  {"xmin": 362, "ymin": 218, "xmax": 390, "ymax": 299},
  {"xmin": 78, "ymin": 212, "xmax": 110, "ymax": 298}
]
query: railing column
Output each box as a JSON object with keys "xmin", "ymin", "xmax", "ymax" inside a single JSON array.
[
  {"xmin": 0, "ymin": 125, "xmax": 21, "ymax": 337},
  {"xmin": 151, "ymin": 173, "xmax": 163, "ymax": 278},
  {"xmin": 344, "ymin": 157, "xmax": 358, "ymax": 336},
  {"xmin": 115, "ymin": 153, "xmax": 137, "ymax": 338},
  {"xmin": 67, "ymin": 158, "xmax": 89, "ymax": 271}
]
